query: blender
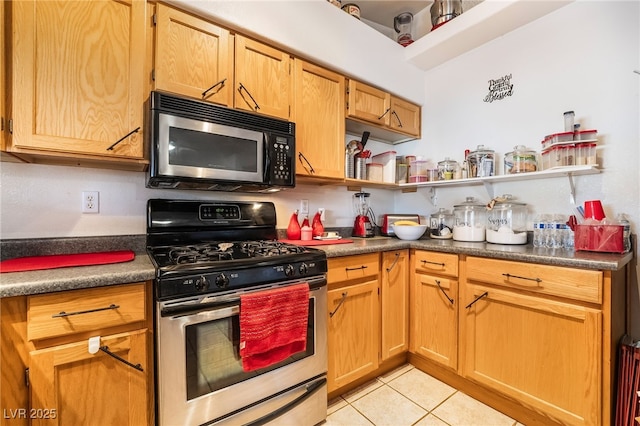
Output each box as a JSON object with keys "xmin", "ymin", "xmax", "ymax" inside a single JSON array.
[
  {"xmin": 394, "ymin": 12, "xmax": 414, "ymax": 47},
  {"xmin": 352, "ymin": 192, "xmax": 375, "ymax": 238}
]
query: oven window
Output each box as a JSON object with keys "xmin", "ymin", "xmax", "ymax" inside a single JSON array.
[
  {"xmin": 185, "ymin": 299, "xmax": 315, "ymax": 400},
  {"xmin": 169, "ymin": 127, "xmax": 258, "ymax": 172}
]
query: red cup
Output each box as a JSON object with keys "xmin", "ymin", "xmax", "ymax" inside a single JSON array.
[{"xmin": 584, "ymin": 200, "xmax": 605, "ymax": 221}]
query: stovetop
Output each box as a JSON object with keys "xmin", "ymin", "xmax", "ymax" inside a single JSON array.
[{"xmin": 146, "ymin": 199, "xmax": 328, "ymax": 301}]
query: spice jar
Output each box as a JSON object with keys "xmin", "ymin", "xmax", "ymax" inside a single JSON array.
[
  {"xmin": 486, "ymin": 195, "xmax": 528, "ymax": 244},
  {"xmin": 504, "ymin": 145, "xmax": 537, "ymax": 174},
  {"xmin": 467, "ymin": 145, "xmax": 495, "ymax": 177},
  {"xmin": 453, "ymin": 197, "xmax": 487, "ymax": 242},
  {"xmin": 430, "ymin": 208, "xmax": 454, "ymax": 239},
  {"xmin": 437, "ymin": 157, "xmax": 459, "ymax": 180}
]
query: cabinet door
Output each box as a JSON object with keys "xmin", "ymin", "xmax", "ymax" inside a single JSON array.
[
  {"xmin": 327, "ymin": 280, "xmax": 379, "ymax": 392},
  {"xmin": 346, "ymin": 80, "xmax": 390, "ymax": 126},
  {"xmin": 462, "ymin": 284, "xmax": 601, "ymax": 425},
  {"xmin": 390, "ymin": 97, "xmax": 421, "ymax": 137},
  {"xmin": 154, "ymin": 4, "xmax": 233, "ymax": 106},
  {"xmin": 293, "ymin": 59, "xmax": 345, "ymax": 179},
  {"xmin": 410, "ymin": 271, "xmax": 458, "ymax": 370},
  {"xmin": 11, "ymin": 0, "xmax": 145, "ymax": 160},
  {"xmin": 381, "ymin": 250, "xmax": 409, "ymax": 360},
  {"xmin": 235, "ymin": 35, "xmax": 291, "ymax": 120},
  {"xmin": 29, "ymin": 329, "xmax": 150, "ymax": 426}
]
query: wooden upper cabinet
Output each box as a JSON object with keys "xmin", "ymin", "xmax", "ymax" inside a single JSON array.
[
  {"xmin": 10, "ymin": 0, "xmax": 146, "ymax": 163},
  {"xmin": 234, "ymin": 35, "xmax": 291, "ymax": 120},
  {"xmin": 293, "ymin": 59, "xmax": 345, "ymax": 179},
  {"xmin": 346, "ymin": 79, "xmax": 421, "ymax": 140},
  {"xmin": 154, "ymin": 4, "xmax": 233, "ymax": 106}
]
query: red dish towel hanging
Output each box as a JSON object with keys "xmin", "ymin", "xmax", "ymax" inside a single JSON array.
[{"xmin": 239, "ymin": 283, "xmax": 309, "ymax": 372}]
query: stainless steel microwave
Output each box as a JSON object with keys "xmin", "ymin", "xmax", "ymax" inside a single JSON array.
[{"xmin": 147, "ymin": 91, "xmax": 295, "ymax": 192}]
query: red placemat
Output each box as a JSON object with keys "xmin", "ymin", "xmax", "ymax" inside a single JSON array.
[
  {"xmin": 0, "ymin": 250, "xmax": 136, "ymax": 273},
  {"xmin": 279, "ymin": 239, "xmax": 353, "ymax": 246}
]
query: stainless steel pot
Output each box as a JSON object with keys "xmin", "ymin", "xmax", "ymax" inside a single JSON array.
[{"xmin": 430, "ymin": 0, "xmax": 462, "ymax": 28}]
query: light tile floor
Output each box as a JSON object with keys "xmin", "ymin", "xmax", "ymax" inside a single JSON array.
[{"xmin": 326, "ymin": 364, "xmax": 526, "ymax": 426}]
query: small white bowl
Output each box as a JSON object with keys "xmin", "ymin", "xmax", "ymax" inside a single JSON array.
[{"xmin": 392, "ymin": 224, "xmax": 428, "ymax": 240}]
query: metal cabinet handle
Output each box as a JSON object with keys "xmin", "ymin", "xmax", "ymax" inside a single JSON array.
[
  {"xmin": 345, "ymin": 265, "xmax": 368, "ymax": 271},
  {"xmin": 377, "ymin": 107, "xmax": 391, "ymax": 121},
  {"xmin": 238, "ymin": 82, "xmax": 260, "ymax": 111},
  {"xmin": 465, "ymin": 291, "xmax": 488, "ymax": 309},
  {"xmin": 99, "ymin": 346, "xmax": 143, "ymax": 372},
  {"xmin": 391, "ymin": 110, "xmax": 403, "ymax": 128},
  {"xmin": 502, "ymin": 273, "xmax": 542, "ymax": 285},
  {"xmin": 106, "ymin": 127, "xmax": 140, "ymax": 151},
  {"xmin": 435, "ymin": 279, "xmax": 454, "ymax": 305},
  {"xmin": 386, "ymin": 252, "xmax": 400, "ymax": 273},
  {"xmin": 202, "ymin": 78, "xmax": 227, "ymax": 98},
  {"xmin": 329, "ymin": 292, "xmax": 348, "ymax": 318},
  {"xmin": 297, "ymin": 152, "xmax": 315, "ymax": 174},
  {"xmin": 421, "ymin": 260, "xmax": 445, "ymax": 267},
  {"xmin": 52, "ymin": 304, "xmax": 120, "ymax": 318}
]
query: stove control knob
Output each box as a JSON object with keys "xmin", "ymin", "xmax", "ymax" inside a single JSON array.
[
  {"xmin": 285, "ymin": 264, "xmax": 295, "ymax": 277},
  {"xmin": 195, "ymin": 276, "xmax": 210, "ymax": 292},
  {"xmin": 215, "ymin": 273, "xmax": 229, "ymax": 288},
  {"xmin": 299, "ymin": 263, "xmax": 308, "ymax": 275}
]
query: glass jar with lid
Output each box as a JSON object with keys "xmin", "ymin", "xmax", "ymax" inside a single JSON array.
[
  {"xmin": 486, "ymin": 194, "xmax": 528, "ymax": 244},
  {"xmin": 453, "ymin": 197, "xmax": 487, "ymax": 242},
  {"xmin": 467, "ymin": 145, "xmax": 495, "ymax": 177},
  {"xmin": 429, "ymin": 208, "xmax": 454, "ymax": 239},
  {"xmin": 504, "ymin": 145, "xmax": 537, "ymax": 174},
  {"xmin": 437, "ymin": 157, "xmax": 459, "ymax": 180}
]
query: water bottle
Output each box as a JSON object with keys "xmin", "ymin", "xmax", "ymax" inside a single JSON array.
[
  {"xmin": 533, "ymin": 214, "xmax": 546, "ymax": 247},
  {"xmin": 617, "ymin": 214, "xmax": 631, "ymax": 252}
]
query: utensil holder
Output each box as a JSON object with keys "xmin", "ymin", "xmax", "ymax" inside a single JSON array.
[{"xmin": 354, "ymin": 158, "xmax": 366, "ymax": 180}]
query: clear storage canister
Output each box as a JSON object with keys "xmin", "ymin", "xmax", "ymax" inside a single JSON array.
[
  {"xmin": 504, "ymin": 145, "xmax": 537, "ymax": 174},
  {"xmin": 467, "ymin": 145, "xmax": 495, "ymax": 177},
  {"xmin": 453, "ymin": 197, "xmax": 487, "ymax": 242},
  {"xmin": 486, "ymin": 195, "xmax": 528, "ymax": 244},
  {"xmin": 430, "ymin": 208, "xmax": 454, "ymax": 239},
  {"xmin": 437, "ymin": 157, "xmax": 460, "ymax": 180}
]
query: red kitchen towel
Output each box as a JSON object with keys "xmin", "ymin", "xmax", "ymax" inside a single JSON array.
[
  {"xmin": 0, "ymin": 251, "xmax": 135, "ymax": 273},
  {"xmin": 239, "ymin": 283, "xmax": 309, "ymax": 372}
]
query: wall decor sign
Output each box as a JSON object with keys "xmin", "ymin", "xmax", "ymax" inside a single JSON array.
[{"xmin": 484, "ymin": 73, "xmax": 513, "ymax": 103}]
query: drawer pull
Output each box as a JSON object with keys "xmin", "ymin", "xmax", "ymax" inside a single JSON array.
[
  {"xmin": 329, "ymin": 292, "xmax": 348, "ymax": 318},
  {"xmin": 386, "ymin": 253, "xmax": 400, "ymax": 272},
  {"xmin": 435, "ymin": 280, "xmax": 454, "ymax": 305},
  {"xmin": 345, "ymin": 265, "xmax": 368, "ymax": 272},
  {"xmin": 52, "ymin": 304, "xmax": 120, "ymax": 318},
  {"xmin": 421, "ymin": 260, "xmax": 445, "ymax": 267},
  {"xmin": 502, "ymin": 273, "xmax": 542, "ymax": 284},
  {"xmin": 465, "ymin": 291, "xmax": 488, "ymax": 309},
  {"xmin": 202, "ymin": 78, "xmax": 227, "ymax": 98},
  {"xmin": 99, "ymin": 346, "xmax": 143, "ymax": 372}
]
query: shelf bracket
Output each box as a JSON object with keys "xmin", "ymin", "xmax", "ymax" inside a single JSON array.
[
  {"xmin": 567, "ymin": 173, "xmax": 576, "ymax": 204},
  {"xmin": 482, "ymin": 181, "xmax": 495, "ymax": 200},
  {"xmin": 428, "ymin": 187, "xmax": 438, "ymax": 206}
]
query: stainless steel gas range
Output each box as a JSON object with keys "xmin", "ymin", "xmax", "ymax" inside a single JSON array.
[{"xmin": 146, "ymin": 199, "xmax": 328, "ymax": 426}]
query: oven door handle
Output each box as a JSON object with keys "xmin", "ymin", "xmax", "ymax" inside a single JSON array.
[{"xmin": 243, "ymin": 376, "xmax": 327, "ymax": 426}]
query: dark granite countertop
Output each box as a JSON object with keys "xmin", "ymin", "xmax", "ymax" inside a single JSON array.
[{"xmin": 0, "ymin": 235, "xmax": 633, "ymax": 298}]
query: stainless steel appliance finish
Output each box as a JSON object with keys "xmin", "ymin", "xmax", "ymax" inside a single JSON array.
[
  {"xmin": 147, "ymin": 199, "xmax": 328, "ymax": 426},
  {"xmin": 147, "ymin": 91, "xmax": 295, "ymax": 192}
]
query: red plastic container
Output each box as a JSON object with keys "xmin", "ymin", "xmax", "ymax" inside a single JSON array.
[{"xmin": 574, "ymin": 224, "xmax": 625, "ymax": 253}]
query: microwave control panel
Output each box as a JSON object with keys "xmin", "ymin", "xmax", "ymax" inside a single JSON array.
[{"xmin": 269, "ymin": 135, "xmax": 294, "ymax": 185}]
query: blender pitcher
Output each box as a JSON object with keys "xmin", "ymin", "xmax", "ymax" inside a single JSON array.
[
  {"xmin": 394, "ymin": 12, "xmax": 414, "ymax": 47},
  {"xmin": 352, "ymin": 192, "xmax": 375, "ymax": 238}
]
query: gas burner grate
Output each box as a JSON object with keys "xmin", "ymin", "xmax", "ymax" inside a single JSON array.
[
  {"xmin": 240, "ymin": 241, "xmax": 306, "ymax": 257},
  {"xmin": 169, "ymin": 243, "xmax": 234, "ymax": 264}
]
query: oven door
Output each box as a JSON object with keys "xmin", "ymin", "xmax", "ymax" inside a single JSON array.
[
  {"xmin": 156, "ymin": 278, "xmax": 327, "ymax": 426},
  {"xmin": 157, "ymin": 112, "xmax": 265, "ymax": 184}
]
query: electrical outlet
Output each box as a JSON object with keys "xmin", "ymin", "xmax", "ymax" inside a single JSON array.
[
  {"xmin": 82, "ymin": 191, "xmax": 99, "ymax": 213},
  {"xmin": 319, "ymin": 208, "xmax": 326, "ymax": 222},
  {"xmin": 300, "ymin": 199, "xmax": 309, "ymax": 215}
]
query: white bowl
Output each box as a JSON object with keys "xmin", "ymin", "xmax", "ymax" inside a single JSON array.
[{"xmin": 392, "ymin": 224, "xmax": 428, "ymax": 240}]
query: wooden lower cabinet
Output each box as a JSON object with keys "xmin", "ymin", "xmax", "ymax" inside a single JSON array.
[
  {"xmin": 410, "ymin": 250, "xmax": 458, "ymax": 370},
  {"xmin": 0, "ymin": 282, "xmax": 154, "ymax": 426},
  {"xmin": 381, "ymin": 250, "xmax": 409, "ymax": 360}
]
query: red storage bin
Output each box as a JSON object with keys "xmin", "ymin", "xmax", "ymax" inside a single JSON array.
[{"xmin": 574, "ymin": 224, "xmax": 625, "ymax": 253}]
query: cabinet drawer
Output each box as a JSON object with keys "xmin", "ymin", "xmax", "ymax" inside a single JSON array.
[
  {"xmin": 466, "ymin": 257, "xmax": 602, "ymax": 304},
  {"xmin": 413, "ymin": 250, "xmax": 458, "ymax": 278},
  {"xmin": 327, "ymin": 253, "xmax": 379, "ymax": 284},
  {"xmin": 27, "ymin": 283, "xmax": 146, "ymax": 341}
]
